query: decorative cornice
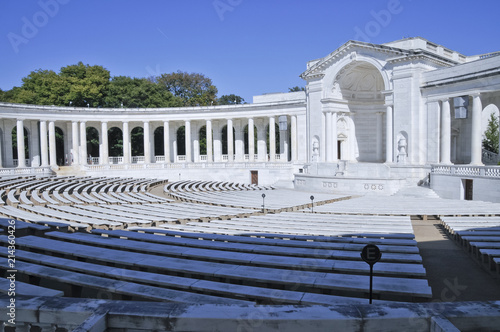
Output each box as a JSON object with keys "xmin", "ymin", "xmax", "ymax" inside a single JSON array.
[{"xmin": 300, "ymin": 40, "xmax": 408, "ymax": 80}]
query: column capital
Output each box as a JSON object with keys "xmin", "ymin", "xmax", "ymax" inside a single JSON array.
[{"xmin": 470, "ymin": 92, "xmax": 481, "ymax": 98}]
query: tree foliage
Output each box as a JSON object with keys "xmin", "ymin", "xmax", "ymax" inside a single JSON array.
[
  {"xmin": 483, "ymin": 113, "xmax": 499, "ymax": 154},
  {"xmin": 0, "ymin": 64, "xmax": 248, "ymax": 110},
  {"xmin": 105, "ymin": 76, "xmax": 182, "ymax": 108},
  {"xmin": 154, "ymin": 71, "xmax": 218, "ymax": 106},
  {"xmin": 218, "ymin": 94, "xmax": 245, "ymax": 105},
  {"xmin": 288, "ymin": 86, "xmax": 305, "ymax": 92}
]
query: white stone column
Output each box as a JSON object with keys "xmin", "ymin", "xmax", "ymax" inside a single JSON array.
[
  {"xmin": 40, "ymin": 120, "xmax": 49, "ymax": 166},
  {"xmin": 31, "ymin": 121, "xmax": 40, "ymax": 167},
  {"xmin": 193, "ymin": 123, "xmax": 200, "ymax": 162},
  {"xmin": 291, "ymin": 115, "xmax": 297, "ymax": 161},
  {"xmin": 440, "ymin": 99, "xmax": 451, "ymax": 165},
  {"xmin": 279, "ymin": 117, "xmax": 289, "ymax": 162},
  {"xmin": 49, "ymin": 121, "xmax": 57, "ymax": 167},
  {"xmin": 163, "ymin": 121, "xmax": 170, "ymax": 162},
  {"xmin": 227, "ymin": 119, "xmax": 233, "ymax": 161},
  {"xmin": 471, "ymin": 94, "xmax": 484, "ymax": 165},
  {"xmin": 143, "ymin": 121, "xmax": 151, "ymax": 163},
  {"xmin": 70, "ymin": 121, "xmax": 79, "ymax": 165},
  {"xmin": 385, "ymin": 105, "xmax": 393, "ymax": 163},
  {"xmin": 16, "ymin": 119, "xmax": 26, "ymax": 168},
  {"xmin": 185, "ymin": 120, "xmax": 191, "ymax": 162},
  {"xmin": 123, "ymin": 121, "xmax": 130, "ymax": 164},
  {"xmin": 79, "ymin": 122, "xmax": 87, "ymax": 165},
  {"xmin": 248, "ymin": 118, "xmax": 255, "ymax": 162},
  {"xmin": 235, "ymin": 120, "xmax": 244, "ymax": 162},
  {"xmin": 325, "ymin": 112, "xmax": 333, "ymax": 162},
  {"xmin": 331, "ymin": 112, "xmax": 338, "ymax": 162},
  {"xmin": 213, "ymin": 121, "xmax": 222, "ymax": 162},
  {"xmin": 376, "ymin": 112, "xmax": 383, "ymax": 162},
  {"xmin": 257, "ymin": 120, "xmax": 267, "ymax": 162},
  {"xmin": 206, "ymin": 119, "xmax": 213, "ymax": 162},
  {"xmin": 100, "ymin": 122, "xmax": 108, "ymax": 165},
  {"xmin": 269, "ymin": 116, "xmax": 276, "ymax": 161}
]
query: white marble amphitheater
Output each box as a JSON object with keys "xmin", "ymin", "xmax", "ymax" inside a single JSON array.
[{"xmin": 1, "ymin": 37, "xmax": 500, "ymax": 331}]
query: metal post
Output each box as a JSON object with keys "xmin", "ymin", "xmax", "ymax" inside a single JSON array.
[
  {"xmin": 262, "ymin": 193, "xmax": 266, "ymax": 213},
  {"xmin": 369, "ymin": 264, "xmax": 373, "ymax": 304},
  {"xmin": 310, "ymin": 195, "xmax": 315, "ymax": 213}
]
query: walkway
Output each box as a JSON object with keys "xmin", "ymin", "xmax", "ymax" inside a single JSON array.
[{"xmin": 411, "ymin": 217, "xmax": 500, "ymax": 301}]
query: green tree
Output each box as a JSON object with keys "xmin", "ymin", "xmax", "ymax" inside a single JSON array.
[
  {"xmin": 154, "ymin": 71, "xmax": 218, "ymax": 106},
  {"xmin": 218, "ymin": 94, "xmax": 245, "ymax": 105},
  {"xmin": 483, "ymin": 113, "xmax": 499, "ymax": 154},
  {"xmin": 289, "ymin": 86, "xmax": 305, "ymax": 92},
  {"xmin": 14, "ymin": 69, "xmax": 67, "ymax": 105},
  {"xmin": 59, "ymin": 62, "xmax": 110, "ymax": 107},
  {"xmin": 105, "ymin": 76, "xmax": 182, "ymax": 108}
]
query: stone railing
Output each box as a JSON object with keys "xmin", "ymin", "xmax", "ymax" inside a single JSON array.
[
  {"xmin": 85, "ymin": 161, "xmax": 293, "ymax": 171},
  {"xmin": 0, "ymin": 166, "xmax": 52, "ymax": 176},
  {"xmin": 131, "ymin": 156, "xmax": 145, "ymax": 164},
  {"xmin": 108, "ymin": 156, "xmax": 124, "ymax": 164},
  {"xmin": 431, "ymin": 164, "xmax": 500, "ymax": 178},
  {"xmin": 12, "ymin": 159, "xmax": 30, "ymax": 167},
  {"xmin": 482, "ymin": 148, "xmax": 499, "ymax": 165},
  {"xmin": 87, "ymin": 157, "xmax": 100, "ymax": 165}
]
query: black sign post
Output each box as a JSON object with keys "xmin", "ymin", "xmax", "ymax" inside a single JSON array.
[
  {"xmin": 360, "ymin": 244, "xmax": 382, "ymax": 304},
  {"xmin": 310, "ymin": 195, "xmax": 315, "ymax": 213},
  {"xmin": 261, "ymin": 193, "xmax": 266, "ymax": 213}
]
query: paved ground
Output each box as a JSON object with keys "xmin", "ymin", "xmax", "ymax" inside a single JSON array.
[{"xmin": 411, "ymin": 217, "xmax": 500, "ymax": 302}]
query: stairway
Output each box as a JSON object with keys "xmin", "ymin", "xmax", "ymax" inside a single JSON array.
[
  {"xmin": 54, "ymin": 165, "xmax": 86, "ymax": 177},
  {"xmin": 392, "ymin": 185, "xmax": 440, "ymax": 198}
]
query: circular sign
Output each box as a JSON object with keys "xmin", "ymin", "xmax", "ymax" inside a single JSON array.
[
  {"xmin": 310, "ymin": 195, "xmax": 314, "ymax": 201},
  {"xmin": 262, "ymin": 193, "xmax": 266, "ymax": 198},
  {"xmin": 361, "ymin": 244, "xmax": 382, "ymax": 265}
]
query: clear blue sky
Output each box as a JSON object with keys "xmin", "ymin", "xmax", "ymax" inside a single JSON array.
[{"xmin": 1, "ymin": 0, "xmax": 500, "ymax": 103}]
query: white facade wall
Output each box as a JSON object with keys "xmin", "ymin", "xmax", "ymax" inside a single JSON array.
[{"xmin": 1, "ymin": 37, "xmax": 499, "ymax": 198}]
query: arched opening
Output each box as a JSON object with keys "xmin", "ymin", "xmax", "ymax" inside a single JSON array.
[
  {"xmin": 108, "ymin": 127, "xmax": 123, "ymax": 162},
  {"xmin": 177, "ymin": 126, "xmax": 185, "ymax": 156},
  {"xmin": 243, "ymin": 124, "xmax": 258, "ymax": 157},
  {"xmin": 55, "ymin": 127, "xmax": 65, "ymax": 166},
  {"xmin": 266, "ymin": 123, "xmax": 280, "ymax": 156},
  {"xmin": 334, "ymin": 61, "xmax": 386, "ymax": 162},
  {"xmin": 221, "ymin": 125, "xmax": 235, "ymax": 156},
  {"xmin": 154, "ymin": 126, "xmax": 164, "ymax": 160},
  {"xmin": 481, "ymin": 103, "xmax": 500, "ymax": 164},
  {"xmin": 199, "ymin": 126, "xmax": 207, "ymax": 156},
  {"xmin": 131, "ymin": 127, "xmax": 144, "ymax": 163},
  {"xmin": 86, "ymin": 127, "xmax": 99, "ymax": 164},
  {"xmin": 11, "ymin": 126, "xmax": 29, "ymax": 166}
]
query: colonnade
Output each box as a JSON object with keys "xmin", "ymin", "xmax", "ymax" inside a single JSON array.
[{"xmin": 9, "ymin": 115, "xmax": 299, "ymax": 168}]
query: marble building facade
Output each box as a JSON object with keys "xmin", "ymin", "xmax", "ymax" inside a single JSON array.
[{"xmin": 1, "ymin": 37, "xmax": 499, "ymax": 200}]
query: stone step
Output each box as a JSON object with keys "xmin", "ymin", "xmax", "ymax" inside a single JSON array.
[{"xmin": 392, "ymin": 185, "xmax": 440, "ymax": 198}]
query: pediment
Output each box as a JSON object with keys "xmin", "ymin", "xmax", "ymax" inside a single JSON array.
[{"xmin": 300, "ymin": 40, "xmax": 407, "ymax": 80}]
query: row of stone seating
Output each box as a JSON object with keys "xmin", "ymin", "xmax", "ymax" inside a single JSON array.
[
  {"xmin": 0, "ymin": 219, "xmax": 432, "ymax": 304},
  {"xmin": 166, "ymin": 183, "xmax": 347, "ymax": 211},
  {"xmin": 310, "ymin": 195, "xmax": 500, "ymax": 216},
  {"xmin": 0, "ymin": 175, "xmax": 170, "ymax": 207},
  {"xmin": 440, "ymin": 216, "xmax": 500, "ymax": 276},
  {"xmin": 0, "ymin": 177, "xmax": 271, "ymax": 230},
  {"xmin": 157, "ymin": 212, "xmax": 415, "ymax": 237}
]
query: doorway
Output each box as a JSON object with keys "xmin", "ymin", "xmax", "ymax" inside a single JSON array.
[
  {"xmin": 251, "ymin": 170, "xmax": 258, "ymax": 185},
  {"xmin": 464, "ymin": 179, "xmax": 473, "ymax": 200},
  {"xmin": 337, "ymin": 140, "xmax": 342, "ymax": 160}
]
